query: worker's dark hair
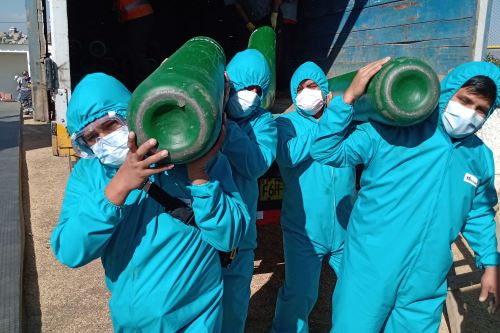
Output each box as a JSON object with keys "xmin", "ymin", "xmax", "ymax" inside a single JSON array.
[{"xmin": 461, "ymin": 75, "xmax": 497, "ymax": 107}]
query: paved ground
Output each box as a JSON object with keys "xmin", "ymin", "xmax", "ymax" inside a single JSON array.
[
  {"xmin": 21, "ymin": 116, "xmax": 111, "ymax": 333},
  {"xmin": 20, "ymin": 114, "xmax": 500, "ymax": 332},
  {"xmin": 0, "ymin": 101, "xmax": 22, "ymax": 333}
]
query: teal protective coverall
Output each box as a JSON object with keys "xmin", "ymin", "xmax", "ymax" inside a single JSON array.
[
  {"xmin": 51, "ymin": 73, "xmax": 250, "ymax": 332},
  {"xmin": 220, "ymin": 49, "xmax": 277, "ymax": 333},
  {"xmin": 310, "ymin": 62, "xmax": 500, "ymax": 332},
  {"xmin": 271, "ymin": 62, "xmax": 356, "ymax": 333}
]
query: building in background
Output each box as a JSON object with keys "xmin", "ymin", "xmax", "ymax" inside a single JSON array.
[
  {"xmin": 0, "ymin": 26, "xmax": 29, "ymax": 97},
  {"xmin": 1, "ymin": 26, "xmax": 28, "ymax": 44},
  {"xmin": 486, "ymin": 0, "xmax": 499, "ymax": 58},
  {"xmin": 478, "ymin": 0, "xmax": 500, "ymax": 190}
]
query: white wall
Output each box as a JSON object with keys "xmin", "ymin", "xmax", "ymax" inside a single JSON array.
[
  {"xmin": 0, "ymin": 52, "xmax": 29, "ymax": 97},
  {"xmin": 477, "ymin": 108, "xmax": 500, "ymax": 191}
]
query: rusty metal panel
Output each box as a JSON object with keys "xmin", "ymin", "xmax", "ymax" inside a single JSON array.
[{"xmin": 294, "ymin": 0, "xmax": 480, "ymax": 76}]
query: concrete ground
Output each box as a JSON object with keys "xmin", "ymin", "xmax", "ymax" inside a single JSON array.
[
  {"xmin": 20, "ymin": 115, "xmax": 500, "ymax": 332},
  {"xmin": 22, "ymin": 116, "xmax": 111, "ymax": 333}
]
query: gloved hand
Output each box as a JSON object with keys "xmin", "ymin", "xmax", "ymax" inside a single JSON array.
[
  {"xmin": 246, "ymin": 21, "xmax": 256, "ymax": 32},
  {"xmin": 270, "ymin": 11, "xmax": 278, "ymax": 29}
]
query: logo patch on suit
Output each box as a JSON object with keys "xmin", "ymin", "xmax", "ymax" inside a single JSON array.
[{"xmin": 463, "ymin": 173, "xmax": 478, "ymax": 187}]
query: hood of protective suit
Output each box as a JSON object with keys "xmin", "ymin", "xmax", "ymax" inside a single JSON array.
[
  {"xmin": 439, "ymin": 61, "xmax": 499, "ymax": 120},
  {"xmin": 67, "ymin": 73, "xmax": 131, "ymax": 135},
  {"xmin": 226, "ymin": 49, "xmax": 271, "ymax": 101},
  {"xmin": 290, "ymin": 61, "xmax": 329, "ymax": 117}
]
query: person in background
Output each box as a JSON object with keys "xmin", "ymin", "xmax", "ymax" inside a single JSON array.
[
  {"xmin": 16, "ymin": 70, "xmax": 30, "ymax": 89},
  {"xmin": 51, "ymin": 73, "xmax": 250, "ymax": 332},
  {"xmin": 114, "ymin": 0, "xmax": 155, "ymax": 88},
  {"xmin": 310, "ymin": 60, "xmax": 500, "ymax": 332},
  {"xmin": 275, "ymin": 0, "xmax": 298, "ymax": 92},
  {"xmin": 270, "ymin": 61, "xmax": 356, "ymax": 333},
  {"xmin": 220, "ymin": 49, "xmax": 277, "ymax": 333},
  {"xmin": 225, "ymin": 0, "xmax": 282, "ymax": 32},
  {"xmin": 17, "ymin": 70, "xmax": 32, "ymax": 114}
]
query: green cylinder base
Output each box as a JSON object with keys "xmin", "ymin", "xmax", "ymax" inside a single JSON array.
[
  {"xmin": 128, "ymin": 37, "xmax": 226, "ymax": 164},
  {"xmin": 329, "ymin": 57, "xmax": 440, "ymax": 126}
]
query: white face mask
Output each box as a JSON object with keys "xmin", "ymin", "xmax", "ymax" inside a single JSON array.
[
  {"xmin": 296, "ymin": 88, "xmax": 325, "ymax": 116},
  {"xmin": 442, "ymin": 100, "xmax": 486, "ymax": 138},
  {"xmin": 226, "ymin": 89, "xmax": 261, "ymax": 119},
  {"xmin": 91, "ymin": 126, "xmax": 130, "ymax": 168}
]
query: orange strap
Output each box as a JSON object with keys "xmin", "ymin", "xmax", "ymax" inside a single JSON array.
[{"xmin": 118, "ymin": 0, "xmax": 153, "ymax": 22}]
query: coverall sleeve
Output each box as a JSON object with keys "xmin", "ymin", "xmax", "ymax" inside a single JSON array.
[
  {"xmin": 222, "ymin": 113, "xmax": 277, "ymax": 179},
  {"xmin": 461, "ymin": 159, "xmax": 500, "ymax": 268},
  {"xmin": 189, "ymin": 154, "xmax": 250, "ymax": 252},
  {"xmin": 51, "ymin": 162, "xmax": 124, "ymax": 268},
  {"xmin": 275, "ymin": 115, "xmax": 317, "ymax": 168},
  {"xmin": 310, "ymin": 96, "xmax": 377, "ymax": 167}
]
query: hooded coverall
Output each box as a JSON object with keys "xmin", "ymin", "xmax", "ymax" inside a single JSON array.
[
  {"xmin": 51, "ymin": 73, "xmax": 250, "ymax": 332},
  {"xmin": 271, "ymin": 62, "xmax": 356, "ymax": 333},
  {"xmin": 310, "ymin": 61, "xmax": 500, "ymax": 332},
  {"xmin": 220, "ymin": 49, "xmax": 277, "ymax": 333}
]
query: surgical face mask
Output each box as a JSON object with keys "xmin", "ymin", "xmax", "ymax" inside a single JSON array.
[
  {"xmin": 90, "ymin": 126, "xmax": 130, "ymax": 168},
  {"xmin": 295, "ymin": 88, "xmax": 325, "ymax": 116},
  {"xmin": 442, "ymin": 100, "xmax": 486, "ymax": 138},
  {"xmin": 226, "ymin": 89, "xmax": 261, "ymax": 119}
]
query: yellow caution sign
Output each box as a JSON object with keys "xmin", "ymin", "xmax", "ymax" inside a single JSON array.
[
  {"xmin": 259, "ymin": 177, "xmax": 284, "ymax": 201},
  {"xmin": 51, "ymin": 122, "xmax": 76, "ymax": 158}
]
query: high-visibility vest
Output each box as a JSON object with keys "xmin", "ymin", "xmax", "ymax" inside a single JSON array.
[{"xmin": 116, "ymin": 0, "xmax": 153, "ymax": 22}]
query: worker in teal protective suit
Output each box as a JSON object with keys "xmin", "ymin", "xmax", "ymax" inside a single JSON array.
[
  {"xmin": 310, "ymin": 60, "xmax": 500, "ymax": 332},
  {"xmin": 270, "ymin": 61, "xmax": 356, "ymax": 333},
  {"xmin": 51, "ymin": 73, "xmax": 250, "ymax": 332},
  {"xmin": 220, "ymin": 49, "xmax": 277, "ymax": 333}
]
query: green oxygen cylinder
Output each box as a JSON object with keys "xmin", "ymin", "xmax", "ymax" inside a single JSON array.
[
  {"xmin": 328, "ymin": 57, "xmax": 440, "ymax": 126},
  {"xmin": 127, "ymin": 37, "xmax": 226, "ymax": 164},
  {"xmin": 248, "ymin": 26, "xmax": 276, "ymax": 110}
]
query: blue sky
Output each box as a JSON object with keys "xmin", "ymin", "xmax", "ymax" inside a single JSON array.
[
  {"xmin": 0, "ymin": 0, "xmax": 497, "ymax": 45},
  {"xmin": 0, "ymin": 0, "xmax": 27, "ymax": 33}
]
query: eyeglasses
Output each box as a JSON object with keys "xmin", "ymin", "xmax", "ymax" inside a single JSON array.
[{"xmin": 70, "ymin": 111, "xmax": 126, "ymax": 158}]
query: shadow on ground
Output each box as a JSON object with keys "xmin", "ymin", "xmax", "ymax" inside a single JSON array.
[
  {"xmin": 21, "ymin": 118, "xmax": 43, "ymax": 332},
  {"xmin": 247, "ymin": 224, "xmax": 336, "ymax": 333},
  {"xmin": 21, "ymin": 115, "xmax": 51, "ymax": 151}
]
